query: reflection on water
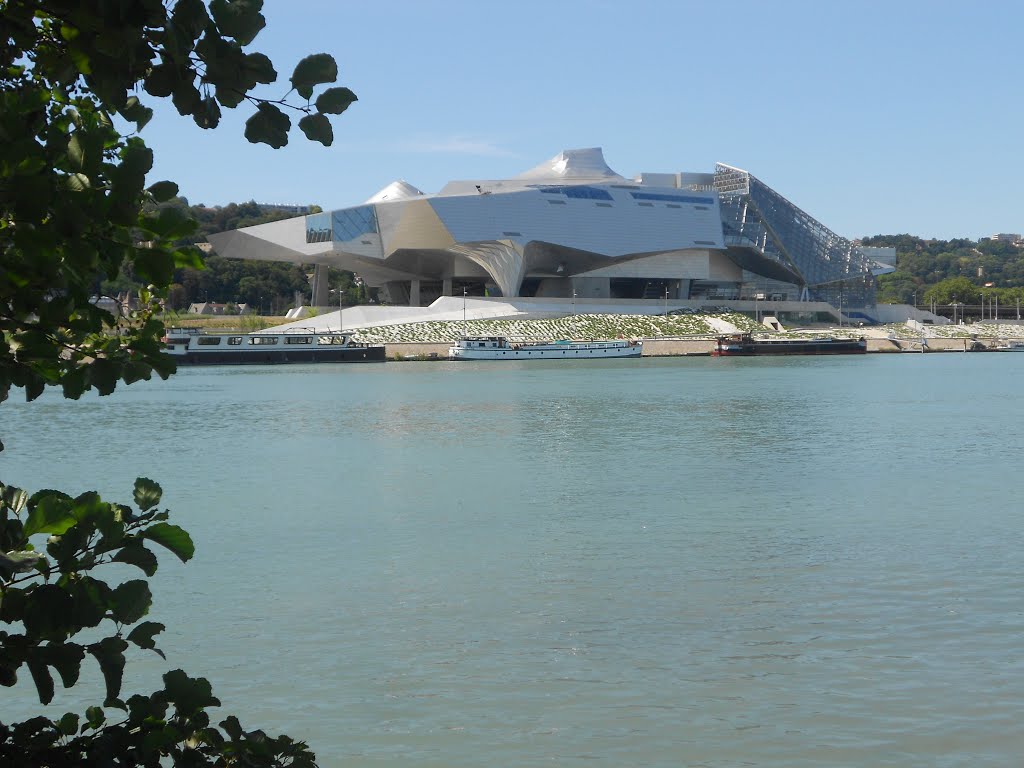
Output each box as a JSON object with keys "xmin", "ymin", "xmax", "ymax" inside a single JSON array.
[{"xmin": 3, "ymin": 354, "xmax": 1024, "ymax": 766}]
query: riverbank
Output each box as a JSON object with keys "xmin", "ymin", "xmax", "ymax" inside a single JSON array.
[{"xmin": 160, "ymin": 311, "xmax": 1024, "ymax": 359}]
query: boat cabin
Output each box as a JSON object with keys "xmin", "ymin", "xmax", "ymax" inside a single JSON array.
[{"xmin": 453, "ymin": 336, "xmax": 509, "ymax": 349}]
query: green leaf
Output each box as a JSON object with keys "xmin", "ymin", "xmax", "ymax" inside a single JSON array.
[
  {"xmin": 88, "ymin": 637, "xmax": 128, "ymax": 704},
  {"xmin": 27, "ymin": 658, "xmax": 55, "ymax": 705},
  {"xmin": 0, "ymin": 550, "xmax": 46, "ymax": 575},
  {"xmin": 171, "ymin": 0, "xmax": 211, "ymax": 41},
  {"xmin": 290, "ymin": 53, "xmax": 337, "ymax": 100},
  {"xmin": 56, "ymin": 712, "xmax": 79, "ymax": 736},
  {"xmin": 163, "ymin": 669, "xmax": 220, "ymax": 716},
  {"xmin": 67, "ymin": 134, "xmax": 86, "ymax": 169},
  {"xmin": 147, "ymin": 181, "xmax": 179, "ymax": 203},
  {"xmin": 210, "ymin": 0, "xmax": 267, "ymax": 45},
  {"xmin": 23, "ymin": 584, "xmax": 75, "ymax": 639},
  {"xmin": 173, "ymin": 244, "xmax": 205, "ymax": 270},
  {"xmin": 221, "ymin": 714, "xmax": 243, "ymax": 740},
  {"xmin": 244, "ymin": 103, "xmax": 290, "ymax": 148},
  {"xmin": 2, "ymin": 484, "xmax": 28, "ymax": 514},
  {"xmin": 315, "ymin": 86, "xmax": 357, "ymax": 115},
  {"xmin": 121, "ymin": 96, "xmax": 153, "ymax": 131},
  {"xmin": 141, "ymin": 522, "xmax": 194, "ymax": 562},
  {"xmin": 242, "ymin": 51, "xmax": 276, "ymax": 84},
  {"xmin": 85, "ymin": 705, "xmax": 106, "ymax": 729},
  {"xmin": 126, "ymin": 620, "xmax": 166, "ymax": 658},
  {"xmin": 24, "ymin": 493, "xmax": 76, "ymax": 536},
  {"xmin": 144, "ymin": 62, "xmax": 176, "ymax": 98},
  {"xmin": 133, "ymin": 477, "xmax": 162, "ymax": 511},
  {"xmin": 113, "ymin": 542, "xmax": 159, "ymax": 576},
  {"xmin": 132, "ymin": 247, "xmax": 178, "ymax": 287},
  {"xmin": 65, "ymin": 172, "xmax": 91, "ymax": 191},
  {"xmin": 44, "ymin": 642, "xmax": 85, "ymax": 689},
  {"xmin": 110, "ymin": 579, "xmax": 152, "ymax": 624},
  {"xmin": 194, "ymin": 96, "xmax": 222, "ymax": 129},
  {"xmin": 298, "ymin": 113, "xmax": 333, "ymax": 146}
]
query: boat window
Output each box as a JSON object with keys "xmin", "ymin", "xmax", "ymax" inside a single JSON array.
[
  {"xmin": 249, "ymin": 336, "xmax": 278, "ymax": 345},
  {"xmin": 197, "ymin": 337, "xmax": 222, "ymax": 346},
  {"xmin": 228, "ymin": 337, "xmax": 243, "ymax": 345},
  {"xmin": 285, "ymin": 336, "xmax": 313, "ymax": 345}
]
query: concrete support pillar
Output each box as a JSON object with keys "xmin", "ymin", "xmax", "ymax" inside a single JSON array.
[
  {"xmin": 443, "ymin": 277, "xmax": 453, "ymax": 296},
  {"xmin": 410, "ymin": 279, "xmax": 421, "ymax": 307},
  {"xmin": 311, "ymin": 264, "xmax": 329, "ymax": 307}
]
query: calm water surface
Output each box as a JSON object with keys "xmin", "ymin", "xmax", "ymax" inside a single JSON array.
[{"xmin": 3, "ymin": 354, "xmax": 1024, "ymax": 766}]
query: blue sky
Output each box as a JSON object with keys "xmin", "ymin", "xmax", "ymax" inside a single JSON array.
[{"xmin": 145, "ymin": 0, "xmax": 1024, "ymax": 241}]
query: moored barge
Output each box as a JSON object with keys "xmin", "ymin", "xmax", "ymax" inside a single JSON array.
[
  {"xmin": 712, "ymin": 333, "xmax": 867, "ymax": 356},
  {"xmin": 449, "ymin": 336, "xmax": 642, "ymax": 360},
  {"xmin": 164, "ymin": 328, "xmax": 386, "ymax": 365}
]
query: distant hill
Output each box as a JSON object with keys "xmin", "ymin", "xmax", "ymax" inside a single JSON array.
[{"xmin": 860, "ymin": 234, "xmax": 1024, "ymax": 304}]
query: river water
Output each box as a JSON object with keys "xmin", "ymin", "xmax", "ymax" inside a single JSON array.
[{"xmin": 3, "ymin": 353, "xmax": 1024, "ymax": 766}]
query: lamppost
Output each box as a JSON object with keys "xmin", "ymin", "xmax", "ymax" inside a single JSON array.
[
  {"xmin": 663, "ymin": 286, "xmax": 669, "ymax": 316},
  {"xmin": 572, "ymin": 290, "xmax": 576, "ymax": 316},
  {"xmin": 463, "ymin": 287, "xmax": 467, "ymax": 326},
  {"xmin": 980, "ymin": 293, "xmax": 984, "ymax": 323}
]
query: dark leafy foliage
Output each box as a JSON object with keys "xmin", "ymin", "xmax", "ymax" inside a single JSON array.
[
  {"xmin": 1, "ymin": 0, "xmax": 355, "ymax": 404},
  {"xmin": 1, "ymin": 1, "xmax": 355, "ymax": 764}
]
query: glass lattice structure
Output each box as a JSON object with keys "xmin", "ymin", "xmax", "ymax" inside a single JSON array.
[{"xmin": 713, "ymin": 164, "xmax": 875, "ymax": 306}]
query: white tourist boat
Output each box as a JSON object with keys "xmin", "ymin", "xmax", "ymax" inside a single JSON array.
[
  {"xmin": 448, "ymin": 336, "xmax": 642, "ymax": 360},
  {"xmin": 163, "ymin": 327, "xmax": 386, "ymax": 365},
  {"xmin": 994, "ymin": 340, "xmax": 1024, "ymax": 352}
]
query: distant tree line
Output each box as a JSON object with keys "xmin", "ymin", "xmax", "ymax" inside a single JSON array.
[
  {"xmin": 863, "ymin": 234, "xmax": 1024, "ymax": 306},
  {"xmin": 100, "ymin": 198, "xmax": 369, "ymax": 313}
]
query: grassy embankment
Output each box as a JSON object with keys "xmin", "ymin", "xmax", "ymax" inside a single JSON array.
[{"xmin": 160, "ymin": 312, "xmax": 1024, "ymax": 344}]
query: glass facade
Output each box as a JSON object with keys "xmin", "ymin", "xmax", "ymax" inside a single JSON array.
[
  {"xmin": 629, "ymin": 191, "xmax": 715, "ymax": 205},
  {"xmin": 714, "ymin": 164, "xmax": 876, "ymax": 306},
  {"xmin": 305, "ymin": 205, "xmax": 379, "ymax": 244},
  {"xmin": 536, "ymin": 185, "xmax": 614, "ymax": 201}
]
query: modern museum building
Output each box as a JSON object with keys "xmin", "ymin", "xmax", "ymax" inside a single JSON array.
[{"xmin": 209, "ymin": 148, "xmax": 883, "ymax": 312}]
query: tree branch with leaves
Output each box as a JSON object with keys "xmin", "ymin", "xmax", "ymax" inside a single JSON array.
[{"xmin": 1, "ymin": 0, "xmax": 355, "ymax": 763}]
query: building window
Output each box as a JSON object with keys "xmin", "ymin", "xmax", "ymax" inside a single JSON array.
[
  {"xmin": 228, "ymin": 337, "xmax": 243, "ymax": 345},
  {"xmin": 630, "ymin": 192, "xmax": 715, "ymax": 205},
  {"xmin": 305, "ymin": 211, "xmax": 332, "ymax": 243},
  {"xmin": 249, "ymin": 336, "xmax": 279, "ymax": 345},
  {"xmin": 197, "ymin": 337, "xmax": 222, "ymax": 345},
  {"xmin": 333, "ymin": 205, "xmax": 378, "ymax": 241}
]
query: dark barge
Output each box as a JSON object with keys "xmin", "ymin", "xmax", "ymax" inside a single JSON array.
[{"xmin": 712, "ymin": 333, "xmax": 867, "ymax": 356}]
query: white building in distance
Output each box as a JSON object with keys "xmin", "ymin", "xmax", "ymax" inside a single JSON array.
[{"xmin": 209, "ymin": 148, "xmax": 878, "ymax": 309}]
